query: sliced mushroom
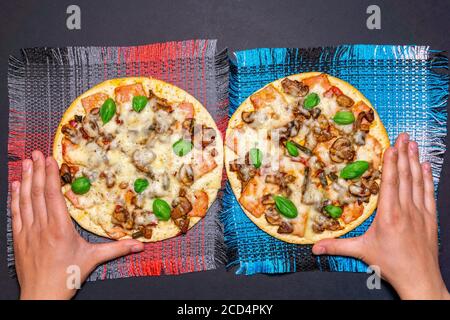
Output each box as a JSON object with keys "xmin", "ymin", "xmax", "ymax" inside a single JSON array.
[
  {"xmin": 287, "ymin": 120, "xmax": 301, "ymax": 137},
  {"xmin": 81, "ymin": 117, "xmax": 99, "ymax": 139},
  {"xmin": 277, "ymin": 221, "xmax": 294, "ymax": 234},
  {"xmin": 132, "ymin": 149, "xmax": 156, "ymax": 173},
  {"xmin": 175, "ymin": 217, "xmax": 190, "ymax": 234},
  {"xmin": 177, "ymin": 164, "xmax": 194, "ymax": 186},
  {"xmin": 171, "ymin": 197, "xmax": 193, "ymax": 219},
  {"xmin": 229, "ymin": 159, "xmax": 257, "ymax": 184},
  {"xmin": 355, "ymin": 109, "xmax": 375, "ymax": 132},
  {"xmin": 161, "ymin": 173, "xmax": 170, "ymax": 190},
  {"xmin": 61, "ymin": 124, "xmax": 79, "ymax": 144},
  {"xmin": 60, "ymin": 163, "xmax": 72, "ymax": 186},
  {"xmin": 262, "ymin": 194, "xmax": 275, "ymax": 205},
  {"xmin": 132, "ymin": 194, "xmax": 145, "ymax": 209},
  {"xmin": 313, "ymin": 116, "xmax": 334, "ymax": 142},
  {"xmin": 241, "ymin": 111, "xmax": 256, "ymax": 123},
  {"xmin": 281, "ymin": 78, "xmax": 309, "ymax": 97},
  {"xmin": 152, "ymin": 109, "xmax": 173, "ymax": 134},
  {"xmin": 265, "ymin": 173, "xmax": 295, "ymax": 188},
  {"xmin": 112, "ymin": 205, "xmax": 129, "ymax": 225},
  {"xmin": 310, "ymin": 108, "xmax": 321, "ymax": 119},
  {"xmin": 329, "ymin": 137, "xmax": 355, "ymax": 163},
  {"xmin": 328, "ymin": 172, "xmax": 338, "ymax": 181},
  {"xmin": 265, "ymin": 206, "xmax": 282, "ymax": 225},
  {"xmin": 119, "ymin": 182, "xmax": 128, "ymax": 189},
  {"xmin": 363, "ymin": 179, "xmax": 379, "ymax": 195},
  {"xmin": 336, "ymin": 94, "xmax": 354, "ymax": 108},
  {"xmin": 318, "ymin": 171, "xmax": 328, "ymax": 187},
  {"xmin": 142, "ymin": 226, "xmax": 153, "ymax": 239},
  {"xmin": 103, "ymin": 171, "xmax": 116, "ymax": 188},
  {"xmin": 353, "ymin": 130, "xmax": 367, "ymax": 146},
  {"xmin": 348, "ymin": 183, "xmax": 371, "ymax": 197},
  {"xmin": 312, "ymin": 212, "xmax": 342, "ymax": 233}
]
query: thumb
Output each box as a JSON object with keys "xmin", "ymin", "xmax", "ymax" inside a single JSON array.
[
  {"xmin": 91, "ymin": 239, "xmax": 144, "ymax": 264},
  {"xmin": 312, "ymin": 236, "xmax": 365, "ymax": 260}
]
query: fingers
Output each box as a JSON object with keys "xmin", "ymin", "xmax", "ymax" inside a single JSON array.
[
  {"xmin": 91, "ymin": 240, "xmax": 144, "ymax": 265},
  {"xmin": 31, "ymin": 151, "xmax": 48, "ymax": 226},
  {"xmin": 312, "ymin": 237, "xmax": 364, "ymax": 260},
  {"xmin": 395, "ymin": 133, "xmax": 413, "ymax": 208},
  {"xmin": 378, "ymin": 146, "xmax": 399, "ymax": 212},
  {"xmin": 45, "ymin": 157, "xmax": 70, "ymax": 226},
  {"xmin": 11, "ymin": 181, "xmax": 22, "ymax": 234},
  {"xmin": 422, "ymin": 162, "xmax": 436, "ymax": 215},
  {"xmin": 408, "ymin": 141, "xmax": 424, "ymax": 209},
  {"xmin": 19, "ymin": 159, "xmax": 35, "ymax": 228}
]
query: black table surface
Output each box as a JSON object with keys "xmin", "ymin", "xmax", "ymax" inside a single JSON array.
[{"xmin": 0, "ymin": 0, "xmax": 449, "ymax": 300}]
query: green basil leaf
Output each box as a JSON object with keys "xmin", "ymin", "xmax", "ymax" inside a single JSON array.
[
  {"xmin": 100, "ymin": 98, "xmax": 116, "ymax": 124},
  {"xmin": 172, "ymin": 139, "xmax": 193, "ymax": 157},
  {"xmin": 285, "ymin": 141, "xmax": 299, "ymax": 157},
  {"xmin": 134, "ymin": 178, "xmax": 149, "ymax": 194},
  {"xmin": 340, "ymin": 160, "xmax": 370, "ymax": 179},
  {"xmin": 324, "ymin": 205, "xmax": 343, "ymax": 219},
  {"xmin": 249, "ymin": 148, "xmax": 263, "ymax": 168},
  {"xmin": 333, "ymin": 111, "xmax": 355, "ymax": 125},
  {"xmin": 71, "ymin": 177, "xmax": 91, "ymax": 195},
  {"xmin": 303, "ymin": 93, "xmax": 320, "ymax": 110},
  {"xmin": 152, "ymin": 198, "xmax": 171, "ymax": 221},
  {"xmin": 132, "ymin": 95, "xmax": 148, "ymax": 113},
  {"xmin": 274, "ymin": 195, "xmax": 298, "ymax": 219}
]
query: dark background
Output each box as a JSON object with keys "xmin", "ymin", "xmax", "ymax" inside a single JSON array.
[{"xmin": 0, "ymin": 0, "xmax": 449, "ymax": 300}]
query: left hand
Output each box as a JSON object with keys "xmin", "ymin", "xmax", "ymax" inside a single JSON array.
[{"xmin": 11, "ymin": 150, "xmax": 144, "ymax": 300}]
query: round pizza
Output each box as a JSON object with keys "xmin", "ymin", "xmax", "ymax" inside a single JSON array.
[
  {"xmin": 53, "ymin": 77, "xmax": 223, "ymax": 242},
  {"xmin": 225, "ymin": 72, "xmax": 389, "ymax": 244}
]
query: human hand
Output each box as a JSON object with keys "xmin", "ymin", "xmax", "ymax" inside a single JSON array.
[
  {"xmin": 313, "ymin": 133, "xmax": 449, "ymax": 300},
  {"xmin": 11, "ymin": 150, "xmax": 144, "ymax": 300}
]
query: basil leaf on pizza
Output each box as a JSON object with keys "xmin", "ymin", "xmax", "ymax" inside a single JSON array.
[
  {"xmin": 100, "ymin": 98, "xmax": 116, "ymax": 124},
  {"xmin": 132, "ymin": 95, "xmax": 148, "ymax": 112}
]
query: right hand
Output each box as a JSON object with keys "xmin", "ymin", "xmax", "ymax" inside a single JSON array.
[{"xmin": 313, "ymin": 133, "xmax": 449, "ymax": 300}]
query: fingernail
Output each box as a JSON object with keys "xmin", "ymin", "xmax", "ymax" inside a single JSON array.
[
  {"xmin": 391, "ymin": 146, "xmax": 398, "ymax": 155},
  {"xmin": 423, "ymin": 162, "xmax": 431, "ymax": 172},
  {"xmin": 45, "ymin": 157, "xmax": 52, "ymax": 167},
  {"xmin": 313, "ymin": 246, "xmax": 326, "ymax": 255},
  {"xmin": 32, "ymin": 151, "xmax": 39, "ymax": 162},
  {"xmin": 22, "ymin": 160, "xmax": 31, "ymax": 172},
  {"xmin": 403, "ymin": 132, "xmax": 410, "ymax": 141},
  {"xmin": 11, "ymin": 181, "xmax": 19, "ymax": 191},
  {"xmin": 409, "ymin": 141, "xmax": 418, "ymax": 154},
  {"xmin": 131, "ymin": 244, "xmax": 144, "ymax": 253}
]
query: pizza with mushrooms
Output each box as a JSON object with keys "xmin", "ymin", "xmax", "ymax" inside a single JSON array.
[
  {"xmin": 225, "ymin": 72, "xmax": 389, "ymax": 244},
  {"xmin": 53, "ymin": 77, "xmax": 223, "ymax": 242}
]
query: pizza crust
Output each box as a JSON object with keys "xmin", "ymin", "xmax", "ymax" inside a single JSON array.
[
  {"xmin": 225, "ymin": 72, "xmax": 390, "ymax": 244},
  {"xmin": 53, "ymin": 77, "xmax": 223, "ymax": 242}
]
